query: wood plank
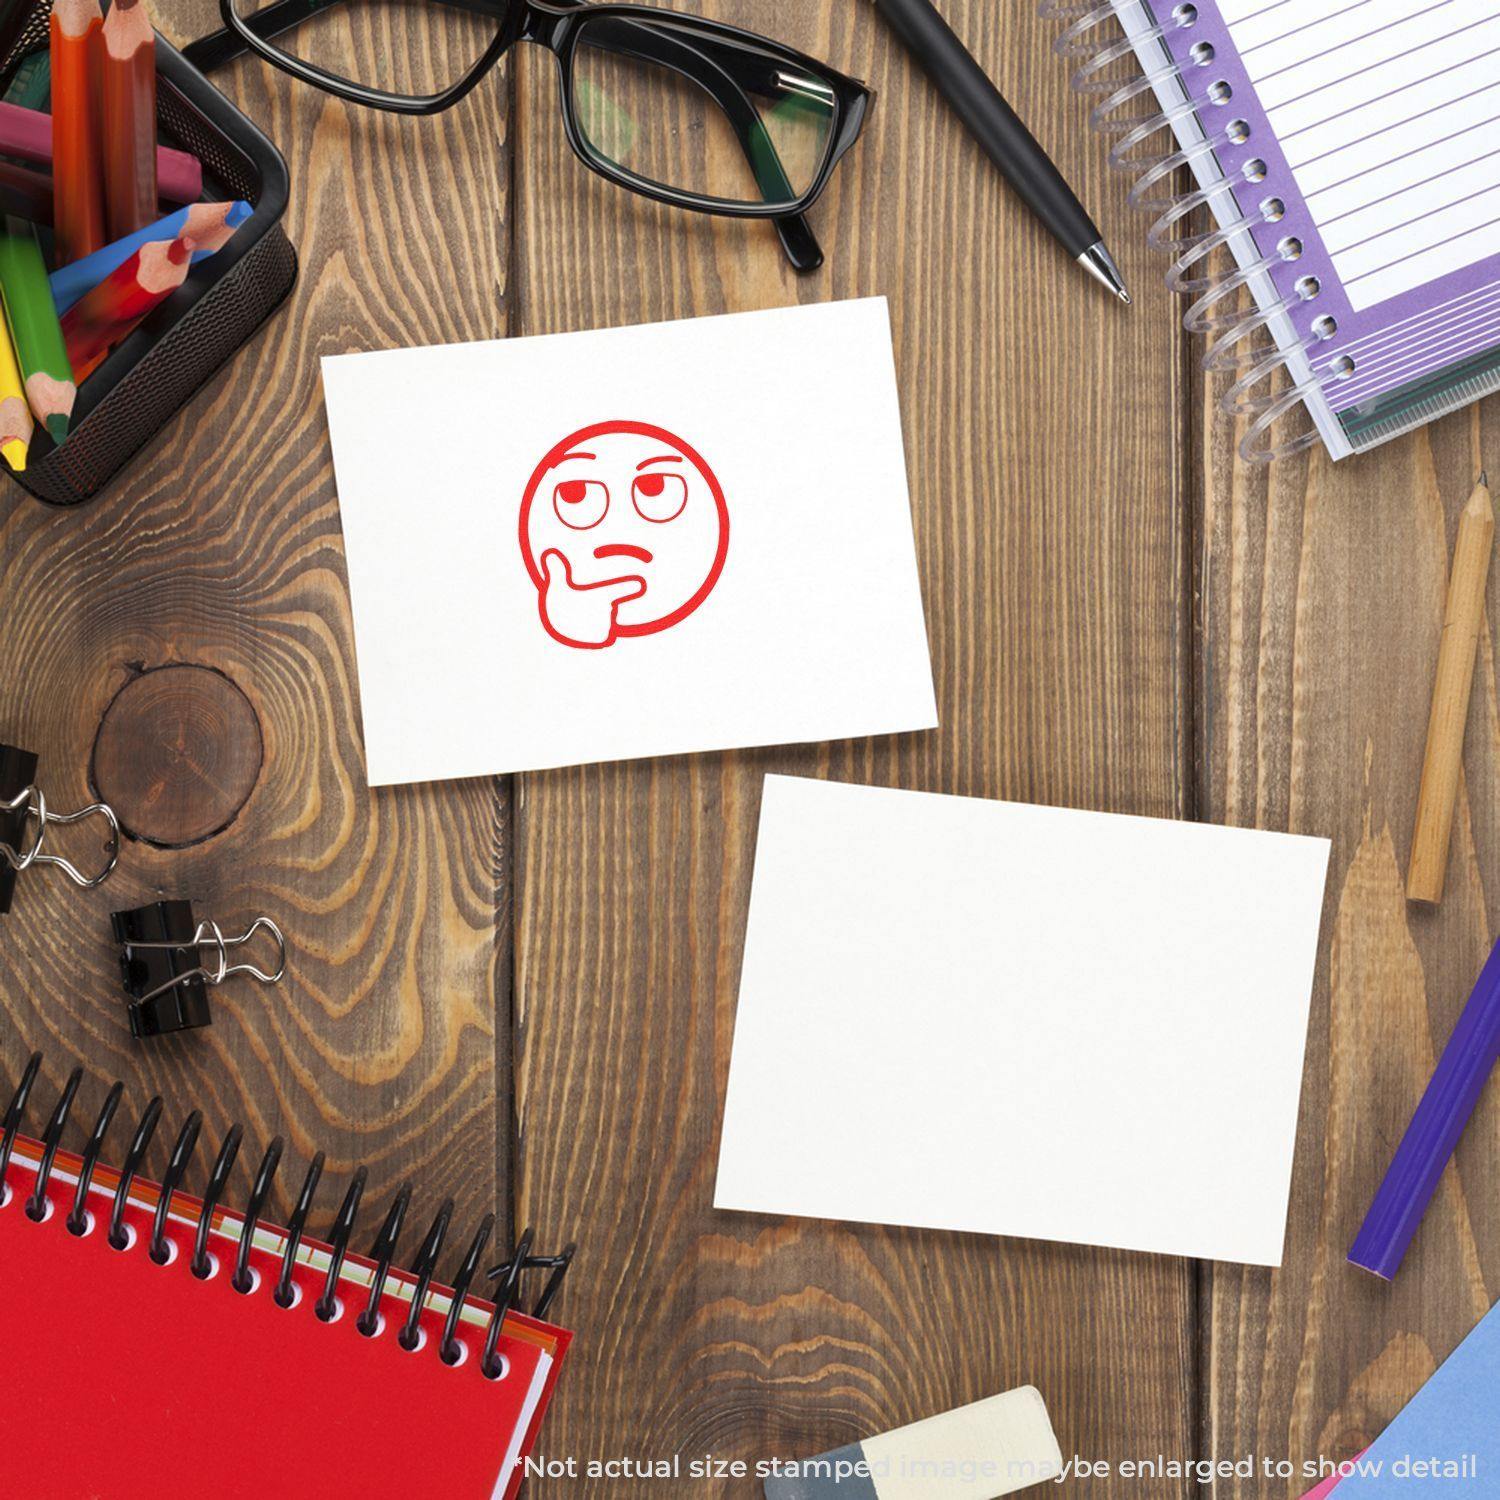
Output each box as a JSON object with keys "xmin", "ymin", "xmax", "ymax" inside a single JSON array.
[
  {"xmin": 510, "ymin": 3, "xmax": 1197, "ymax": 1490},
  {"xmin": 1200, "ymin": 358, "xmax": 1500, "ymax": 1483},
  {"xmin": 0, "ymin": 8, "xmax": 512, "ymax": 1255}
]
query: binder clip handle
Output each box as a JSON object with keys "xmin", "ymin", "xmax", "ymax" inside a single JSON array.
[
  {"xmin": 113, "ymin": 901, "xmax": 287, "ymax": 1039},
  {"xmin": 127, "ymin": 916, "xmax": 288, "ymax": 1004},
  {"xmin": 0, "ymin": 784, "xmax": 121, "ymax": 890}
]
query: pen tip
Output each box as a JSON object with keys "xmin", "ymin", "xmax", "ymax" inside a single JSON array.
[{"xmin": 1078, "ymin": 242, "xmax": 1130, "ymax": 303}]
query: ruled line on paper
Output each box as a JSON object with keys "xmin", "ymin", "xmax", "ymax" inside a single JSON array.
[
  {"xmin": 1263, "ymin": 13, "xmax": 1495, "ymax": 116},
  {"xmin": 1222, "ymin": 0, "xmax": 1500, "ymax": 311},
  {"xmin": 1343, "ymin": 214, "xmax": 1500, "ymax": 304},
  {"xmin": 1329, "ymin": 176, "xmax": 1500, "ymax": 253},
  {"xmin": 1251, "ymin": 0, "xmax": 1457, "ymax": 83},
  {"xmin": 1225, "ymin": 0, "xmax": 1303, "ymax": 32},
  {"xmin": 1278, "ymin": 51, "xmax": 1500, "ymax": 145},
  {"xmin": 1311, "ymin": 274, "xmax": 1500, "ymax": 356},
  {"xmin": 1314, "ymin": 292, "xmax": 1500, "ymax": 392},
  {"xmin": 1237, "ymin": 0, "xmax": 1378, "ymax": 57},
  {"xmin": 1290, "ymin": 95, "xmax": 1500, "ymax": 183}
]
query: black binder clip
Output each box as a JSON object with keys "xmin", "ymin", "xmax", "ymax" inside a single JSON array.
[
  {"xmin": 112, "ymin": 899, "xmax": 287, "ymax": 1038},
  {"xmin": 1, "ymin": 742, "xmax": 120, "ymax": 916}
]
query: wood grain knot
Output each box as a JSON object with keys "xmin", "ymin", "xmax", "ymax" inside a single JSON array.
[{"xmin": 92, "ymin": 665, "xmax": 264, "ymax": 848}]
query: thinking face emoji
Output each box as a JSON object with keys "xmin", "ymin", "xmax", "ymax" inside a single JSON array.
[{"xmin": 519, "ymin": 421, "xmax": 729, "ymax": 650}]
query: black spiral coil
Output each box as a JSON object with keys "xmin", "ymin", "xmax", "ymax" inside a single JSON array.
[{"xmin": 1, "ymin": 1054, "xmax": 575, "ymax": 1378}]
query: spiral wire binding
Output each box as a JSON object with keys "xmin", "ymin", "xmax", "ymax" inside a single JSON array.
[
  {"xmin": 67, "ymin": 1079, "xmax": 122, "ymax": 1235},
  {"xmin": 1, "ymin": 1054, "xmax": 575, "ymax": 1379},
  {"xmin": 0, "ymin": 784, "xmax": 120, "ymax": 889},
  {"xmin": 193, "ymin": 1125, "xmax": 244, "ymax": 1278},
  {"xmin": 1043, "ymin": 0, "xmax": 1336, "ymax": 461},
  {"xmin": 275, "ymin": 1150, "xmax": 324, "ymax": 1308},
  {"xmin": 234, "ymin": 1135, "xmax": 283, "ymax": 1292},
  {"xmin": 109, "ymin": 1095, "xmax": 162, "ymax": 1250},
  {"xmin": 151, "ymin": 1110, "xmax": 203, "ymax": 1262}
]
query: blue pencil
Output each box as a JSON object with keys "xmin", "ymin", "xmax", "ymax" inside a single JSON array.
[{"xmin": 50, "ymin": 199, "xmax": 251, "ymax": 314}]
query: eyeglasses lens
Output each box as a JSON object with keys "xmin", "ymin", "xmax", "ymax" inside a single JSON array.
[{"xmin": 570, "ymin": 15, "xmax": 838, "ymax": 209}]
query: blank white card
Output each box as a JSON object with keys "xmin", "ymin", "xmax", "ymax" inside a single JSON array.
[{"xmin": 714, "ymin": 776, "xmax": 1332, "ymax": 1266}]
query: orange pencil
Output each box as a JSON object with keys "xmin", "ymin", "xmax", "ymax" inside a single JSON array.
[
  {"xmin": 50, "ymin": 0, "xmax": 106, "ymax": 264},
  {"xmin": 102, "ymin": 0, "xmax": 157, "ymax": 240},
  {"xmin": 61, "ymin": 234, "xmax": 192, "ymax": 381}
]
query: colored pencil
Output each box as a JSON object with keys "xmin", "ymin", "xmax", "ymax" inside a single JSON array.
[
  {"xmin": 1407, "ymin": 473, "xmax": 1495, "ymax": 904},
  {"xmin": 0, "ymin": 158, "xmax": 57, "ymax": 224},
  {"xmin": 0, "ymin": 100, "xmax": 200, "ymax": 204},
  {"xmin": 1349, "ymin": 934, "xmax": 1500, "ymax": 1279},
  {"xmin": 0, "ymin": 313, "xmax": 32, "ymax": 470},
  {"xmin": 101, "ymin": 0, "xmax": 157, "ymax": 240},
  {"xmin": 0, "ymin": 158, "xmax": 200, "ymax": 232},
  {"xmin": 51, "ymin": 200, "xmax": 250, "ymax": 314},
  {"xmin": 50, "ymin": 0, "xmax": 106, "ymax": 263},
  {"xmin": 0, "ymin": 218, "xmax": 74, "ymax": 442},
  {"xmin": 61, "ymin": 233, "xmax": 192, "ymax": 379}
]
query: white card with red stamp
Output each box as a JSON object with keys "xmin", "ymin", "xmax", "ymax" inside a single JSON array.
[{"xmin": 322, "ymin": 298, "xmax": 937, "ymax": 784}]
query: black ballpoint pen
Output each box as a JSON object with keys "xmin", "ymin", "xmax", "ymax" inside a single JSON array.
[{"xmin": 871, "ymin": 0, "xmax": 1131, "ymax": 303}]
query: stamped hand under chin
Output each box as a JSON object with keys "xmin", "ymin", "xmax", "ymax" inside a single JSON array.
[{"xmin": 538, "ymin": 549, "xmax": 647, "ymax": 650}]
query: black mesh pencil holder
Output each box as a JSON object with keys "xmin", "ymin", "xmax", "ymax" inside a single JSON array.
[{"xmin": 0, "ymin": 22, "xmax": 296, "ymax": 507}]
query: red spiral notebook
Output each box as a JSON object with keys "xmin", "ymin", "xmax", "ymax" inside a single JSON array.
[{"xmin": 0, "ymin": 1118, "xmax": 571, "ymax": 1499}]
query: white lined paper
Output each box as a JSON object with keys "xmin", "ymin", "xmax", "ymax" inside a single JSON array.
[{"xmin": 1222, "ymin": 0, "xmax": 1500, "ymax": 310}]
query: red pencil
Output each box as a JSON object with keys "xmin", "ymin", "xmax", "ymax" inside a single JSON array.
[
  {"xmin": 61, "ymin": 234, "xmax": 192, "ymax": 380},
  {"xmin": 101, "ymin": 0, "xmax": 157, "ymax": 240},
  {"xmin": 50, "ymin": 0, "xmax": 106, "ymax": 263}
]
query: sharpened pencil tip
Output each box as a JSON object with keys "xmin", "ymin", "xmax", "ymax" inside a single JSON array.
[
  {"xmin": 1480, "ymin": 470, "xmax": 1489, "ymax": 488},
  {"xmin": 44, "ymin": 415, "xmax": 68, "ymax": 446},
  {"xmin": 3, "ymin": 439, "xmax": 26, "ymax": 471}
]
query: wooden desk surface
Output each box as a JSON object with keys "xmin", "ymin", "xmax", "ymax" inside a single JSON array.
[{"xmin": 1, "ymin": 2, "xmax": 1496, "ymax": 1494}]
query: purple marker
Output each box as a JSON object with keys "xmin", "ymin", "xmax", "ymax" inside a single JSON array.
[{"xmin": 1349, "ymin": 935, "xmax": 1500, "ymax": 1279}]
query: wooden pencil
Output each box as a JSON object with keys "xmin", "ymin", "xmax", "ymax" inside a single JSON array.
[
  {"xmin": 61, "ymin": 233, "xmax": 192, "ymax": 379},
  {"xmin": 50, "ymin": 0, "xmax": 106, "ymax": 263},
  {"xmin": 51, "ymin": 200, "xmax": 249, "ymax": 314},
  {"xmin": 0, "ymin": 158, "xmax": 202, "ymax": 232},
  {"xmin": 0, "ymin": 218, "xmax": 74, "ymax": 443},
  {"xmin": 0, "ymin": 158, "xmax": 58, "ymax": 225},
  {"xmin": 0, "ymin": 101, "xmax": 201, "ymax": 204},
  {"xmin": 1407, "ymin": 472, "xmax": 1495, "ymax": 904},
  {"xmin": 101, "ymin": 0, "xmax": 157, "ymax": 240},
  {"xmin": 0, "ymin": 312, "xmax": 33, "ymax": 470}
]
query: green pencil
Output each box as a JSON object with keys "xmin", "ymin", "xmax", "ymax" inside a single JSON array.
[{"xmin": 0, "ymin": 218, "xmax": 74, "ymax": 443}]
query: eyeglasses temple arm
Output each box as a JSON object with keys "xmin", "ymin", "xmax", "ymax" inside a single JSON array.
[
  {"xmin": 579, "ymin": 15, "xmax": 822, "ymax": 269},
  {"xmin": 181, "ymin": 2, "xmax": 824, "ymax": 271}
]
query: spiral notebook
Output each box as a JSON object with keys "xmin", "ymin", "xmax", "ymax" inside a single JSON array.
[
  {"xmin": 0, "ymin": 1058, "xmax": 573, "ymax": 1500},
  {"xmin": 1053, "ymin": 0, "xmax": 1500, "ymax": 461}
]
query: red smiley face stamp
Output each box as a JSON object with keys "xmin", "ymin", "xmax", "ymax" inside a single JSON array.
[{"xmin": 519, "ymin": 421, "xmax": 730, "ymax": 650}]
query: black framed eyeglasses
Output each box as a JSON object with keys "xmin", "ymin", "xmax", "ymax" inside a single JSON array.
[{"xmin": 183, "ymin": 0, "xmax": 873, "ymax": 272}]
